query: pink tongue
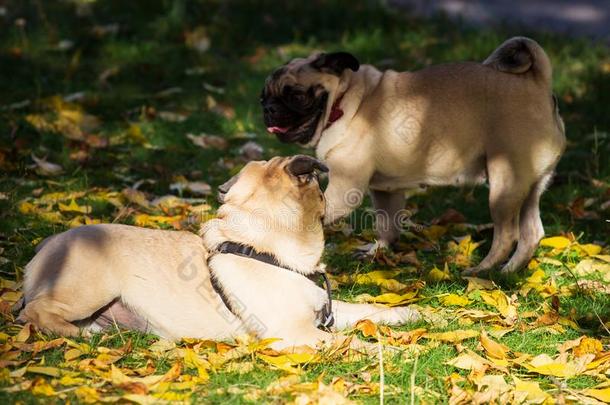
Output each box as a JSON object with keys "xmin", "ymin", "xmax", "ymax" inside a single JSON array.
[{"xmin": 267, "ymin": 126, "xmax": 289, "ymax": 134}]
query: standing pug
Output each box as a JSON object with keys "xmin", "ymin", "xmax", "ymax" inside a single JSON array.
[{"xmin": 261, "ymin": 37, "xmax": 565, "ymax": 275}]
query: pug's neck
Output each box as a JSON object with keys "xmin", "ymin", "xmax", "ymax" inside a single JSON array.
[
  {"xmin": 201, "ymin": 204, "xmax": 325, "ymax": 275},
  {"xmin": 314, "ymin": 65, "xmax": 383, "ymax": 155}
]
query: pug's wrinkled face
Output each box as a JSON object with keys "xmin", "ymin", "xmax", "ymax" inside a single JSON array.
[
  {"xmin": 217, "ymin": 155, "xmax": 329, "ymax": 222},
  {"xmin": 261, "ymin": 52, "xmax": 359, "ymax": 145}
]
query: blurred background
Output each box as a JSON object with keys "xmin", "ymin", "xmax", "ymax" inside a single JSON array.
[
  {"xmin": 0, "ymin": 0, "xmax": 608, "ymax": 271},
  {"xmin": 395, "ymin": 0, "xmax": 610, "ymax": 43}
]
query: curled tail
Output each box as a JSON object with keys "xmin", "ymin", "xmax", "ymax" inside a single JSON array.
[{"xmin": 483, "ymin": 37, "xmax": 552, "ymax": 85}]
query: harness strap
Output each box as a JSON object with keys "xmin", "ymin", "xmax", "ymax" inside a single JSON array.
[
  {"xmin": 319, "ymin": 273, "xmax": 334, "ymax": 329},
  {"xmin": 210, "ymin": 241, "xmax": 335, "ymax": 328},
  {"xmin": 209, "ymin": 273, "xmax": 239, "ymax": 318}
]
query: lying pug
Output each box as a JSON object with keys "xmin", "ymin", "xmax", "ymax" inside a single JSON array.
[
  {"xmin": 18, "ymin": 155, "xmax": 419, "ymax": 350},
  {"xmin": 261, "ymin": 37, "xmax": 566, "ymax": 275}
]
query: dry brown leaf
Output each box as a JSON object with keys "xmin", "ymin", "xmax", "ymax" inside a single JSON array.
[
  {"xmin": 354, "ymin": 319, "xmax": 378, "ymax": 338},
  {"xmin": 31, "ymin": 155, "xmax": 63, "ymax": 176},
  {"xmin": 446, "ymin": 350, "xmax": 490, "ymax": 373},
  {"xmin": 464, "ymin": 277, "xmax": 496, "ymax": 293},
  {"xmin": 186, "ymin": 133, "xmax": 228, "ymax": 150}
]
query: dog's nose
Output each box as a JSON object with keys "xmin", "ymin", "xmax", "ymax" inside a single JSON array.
[{"xmin": 263, "ymin": 105, "xmax": 276, "ymax": 115}]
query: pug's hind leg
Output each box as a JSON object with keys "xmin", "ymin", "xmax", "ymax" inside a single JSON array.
[
  {"xmin": 371, "ymin": 189, "xmax": 405, "ymax": 249},
  {"xmin": 332, "ymin": 301, "xmax": 420, "ymax": 330},
  {"xmin": 465, "ymin": 157, "xmax": 531, "ymax": 275},
  {"xmin": 501, "ymin": 173, "xmax": 552, "ymax": 273},
  {"xmin": 19, "ymin": 294, "xmax": 115, "ymax": 337},
  {"xmin": 19, "ymin": 296, "xmax": 83, "ymax": 336}
]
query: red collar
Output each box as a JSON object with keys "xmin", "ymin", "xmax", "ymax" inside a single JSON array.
[{"xmin": 324, "ymin": 93, "xmax": 345, "ymax": 129}]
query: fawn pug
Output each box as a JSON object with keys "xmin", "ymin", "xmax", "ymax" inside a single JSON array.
[
  {"xmin": 18, "ymin": 155, "xmax": 419, "ymax": 350},
  {"xmin": 262, "ymin": 37, "xmax": 565, "ymax": 274}
]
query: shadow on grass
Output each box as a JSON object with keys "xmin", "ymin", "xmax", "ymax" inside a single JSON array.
[{"xmin": 0, "ymin": 0, "xmax": 608, "ymax": 288}]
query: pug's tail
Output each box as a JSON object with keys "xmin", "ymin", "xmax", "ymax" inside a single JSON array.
[{"xmin": 483, "ymin": 37, "xmax": 552, "ymax": 85}]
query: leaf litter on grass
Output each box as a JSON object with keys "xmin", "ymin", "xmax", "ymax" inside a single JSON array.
[
  {"xmin": 5, "ymin": 176, "xmax": 610, "ymax": 402},
  {"xmin": 1, "ymin": 181, "xmax": 608, "ymax": 395}
]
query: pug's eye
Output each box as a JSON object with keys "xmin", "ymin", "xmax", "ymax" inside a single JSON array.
[
  {"xmin": 292, "ymin": 91, "xmax": 308, "ymax": 103},
  {"xmin": 295, "ymin": 173, "xmax": 311, "ymax": 184},
  {"xmin": 301, "ymin": 173, "xmax": 317, "ymax": 184}
]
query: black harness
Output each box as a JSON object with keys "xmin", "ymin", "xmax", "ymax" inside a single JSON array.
[{"xmin": 209, "ymin": 241, "xmax": 334, "ymax": 329}]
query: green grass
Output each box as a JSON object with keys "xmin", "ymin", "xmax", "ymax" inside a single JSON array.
[{"xmin": 1, "ymin": 0, "xmax": 609, "ymax": 403}]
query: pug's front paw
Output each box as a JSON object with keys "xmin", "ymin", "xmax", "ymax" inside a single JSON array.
[
  {"xmin": 384, "ymin": 306, "xmax": 420, "ymax": 325},
  {"xmin": 353, "ymin": 241, "xmax": 391, "ymax": 260}
]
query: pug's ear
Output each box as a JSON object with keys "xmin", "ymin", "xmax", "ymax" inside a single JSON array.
[
  {"xmin": 217, "ymin": 174, "xmax": 239, "ymax": 203},
  {"xmin": 286, "ymin": 155, "xmax": 329, "ymax": 177},
  {"xmin": 218, "ymin": 175, "xmax": 239, "ymax": 194},
  {"xmin": 311, "ymin": 52, "xmax": 360, "ymax": 75}
]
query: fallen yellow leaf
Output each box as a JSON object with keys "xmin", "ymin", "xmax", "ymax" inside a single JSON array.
[
  {"xmin": 182, "ymin": 348, "xmax": 210, "ymax": 380},
  {"xmin": 26, "ymin": 366, "xmax": 62, "ymax": 377},
  {"xmin": 67, "ymin": 215, "xmax": 101, "ymax": 228},
  {"xmin": 540, "ymin": 236, "xmax": 571, "ymax": 249},
  {"xmin": 538, "ymin": 257, "xmax": 564, "ymax": 267},
  {"xmin": 574, "ymin": 259, "xmax": 610, "ymax": 278},
  {"xmin": 122, "ymin": 188, "xmax": 151, "ymax": 208},
  {"xmin": 478, "ymin": 290, "xmax": 518, "ymax": 325},
  {"xmin": 422, "ymin": 224, "xmax": 447, "ymax": 241},
  {"xmin": 456, "ymin": 308, "xmax": 505, "ymax": 323},
  {"xmin": 75, "ymin": 386, "xmax": 102, "ymax": 403},
  {"xmin": 585, "ymin": 387, "xmax": 610, "ymax": 402},
  {"xmin": 58, "ymin": 199, "xmax": 92, "ymax": 214},
  {"xmin": 447, "ymin": 235, "xmax": 483, "ymax": 268},
  {"xmin": 479, "ymin": 330, "xmax": 509, "ymax": 360},
  {"xmin": 58, "ymin": 375, "xmax": 85, "ymax": 386},
  {"xmin": 31, "ymin": 380, "xmax": 56, "ymax": 396},
  {"xmin": 128, "ymin": 123, "xmax": 148, "ymax": 144},
  {"xmin": 446, "ymin": 349, "xmax": 490, "ymax": 373},
  {"xmin": 353, "ymin": 290, "xmax": 419, "ymax": 306},
  {"xmin": 427, "ymin": 262, "xmax": 452, "ymax": 282},
  {"xmin": 519, "ymin": 269, "xmax": 557, "ymax": 298},
  {"xmin": 424, "ymin": 329, "xmax": 479, "ymax": 343},
  {"xmin": 257, "ymin": 352, "xmax": 316, "ymax": 374},
  {"xmin": 471, "ymin": 375, "xmax": 510, "ymax": 404},
  {"xmin": 1, "ymin": 290, "xmax": 22, "ymax": 303},
  {"xmin": 577, "ymin": 243, "xmax": 603, "ymax": 256},
  {"xmin": 440, "ymin": 293, "xmax": 470, "ymax": 307},
  {"xmin": 594, "ymin": 255, "xmax": 610, "ymax": 263},
  {"xmin": 14, "ymin": 324, "xmax": 33, "ymax": 343},
  {"xmin": 518, "ymin": 353, "xmax": 590, "ymax": 378},
  {"xmin": 149, "ymin": 339, "xmax": 176, "ymax": 353},
  {"xmin": 525, "ymin": 269, "xmax": 546, "ymax": 284},
  {"xmin": 18, "ymin": 201, "xmax": 36, "ymax": 214},
  {"xmin": 512, "ymin": 376, "xmax": 550, "ymax": 404},
  {"xmin": 110, "ymin": 365, "xmax": 131, "ymax": 386},
  {"xmin": 334, "ymin": 270, "xmax": 410, "ymax": 293},
  {"xmin": 574, "ymin": 337, "xmax": 603, "ymax": 357},
  {"xmin": 134, "ymin": 214, "xmax": 183, "ymax": 228}
]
